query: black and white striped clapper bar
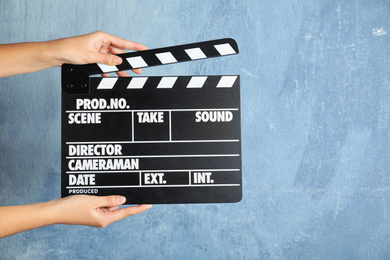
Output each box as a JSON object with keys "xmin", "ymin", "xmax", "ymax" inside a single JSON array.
[{"xmin": 61, "ymin": 38, "xmax": 241, "ymax": 204}]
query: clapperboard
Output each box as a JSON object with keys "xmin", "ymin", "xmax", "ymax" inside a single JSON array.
[{"xmin": 61, "ymin": 38, "xmax": 241, "ymax": 204}]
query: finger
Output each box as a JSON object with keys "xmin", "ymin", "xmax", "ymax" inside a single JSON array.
[
  {"xmin": 115, "ymin": 69, "xmax": 142, "ymax": 76},
  {"xmin": 122, "ymin": 204, "xmax": 152, "ymax": 217},
  {"xmin": 108, "ymin": 46, "xmax": 127, "ymax": 55},
  {"xmin": 96, "ymin": 52, "xmax": 123, "ymax": 66},
  {"xmin": 116, "ymin": 38, "xmax": 148, "ymax": 51},
  {"xmin": 126, "ymin": 41, "xmax": 148, "ymax": 51},
  {"xmin": 132, "ymin": 68, "xmax": 143, "ymax": 74},
  {"xmin": 109, "ymin": 36, "xmax": 148, "ymax": 52},
  {"xmin": 110, "ymin": 204, "xmax": 152, "ymax": 223},
  {"xmin": 116, "ymin": 71, "xmax": 129, "ymax": 77},
  {"xmin": 106, "ymin": 205, "xmax": 120, "ymax": 212},
  {"xmin": 114, "ymin": 68, "xmax": 142, "ymax": 77},
  {"xmin": 97, "ymin": 195, "xmax": 126, "ymax": 208}
]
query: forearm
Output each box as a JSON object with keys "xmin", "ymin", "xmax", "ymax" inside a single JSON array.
[
  {"xmin": 0, "ymin": 200, "xmax": 57, "ymax": 238},
  {"xmin": 0, "ymin": 41, "xmax": 63, "ymax": 78}
]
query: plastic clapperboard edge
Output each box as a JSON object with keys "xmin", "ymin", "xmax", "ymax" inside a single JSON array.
[{"xmin": 61, "ymin": 38, "xmax": 242, "ymax": 204}]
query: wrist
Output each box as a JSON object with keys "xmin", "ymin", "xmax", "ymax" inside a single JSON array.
[
  {"xmin": 42, "ymin": 39, "xmax": 68, "ymax": 68},
  {"xmin": 41, "ymin": 198, "xmax": 65, "ymax": 225}
]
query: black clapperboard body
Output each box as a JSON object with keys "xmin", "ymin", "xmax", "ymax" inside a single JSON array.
[{"xmin": 61, "ymin": 39, "xmax": 241, "ymax": 204}]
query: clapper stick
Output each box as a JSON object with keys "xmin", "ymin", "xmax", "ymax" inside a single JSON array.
[
  {"xmin": 80, "ymin": 38, "xmax": 238, "ymax": 75},
  {"xmin": 61, "ymin": 39, "xmax": 242, "ymax": 204},
  {"xmin": 62, "ymin": 38, "xmax": 239, "ymax": 94}
]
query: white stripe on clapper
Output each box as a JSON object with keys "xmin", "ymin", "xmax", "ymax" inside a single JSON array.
[
  {"xmin": 187, "ymin": 76, "xmax": 208, "ymax": 88},
  {"xmin": 185, "ymin": 47, "xmax": 207, "ymax": 60},
  {"xmin": 157, "ymin": 77, "xmax": 178, "ymax": 88},
  {"xmin": 127, "ymin": 77, "xmax": 148, "ymax": 89},
  {"xmin": 156, "ymin": 52, "xmax": 177, "ymax": 64},
  {"xmin": 97, "ymin": 63, "xmax": 119, "ymax": 73},
  {"xmin": 216, "ymin": 76, "xmax": 237, "ymax": 88},
  {"xmin": 126, "ymin": 56, "xmax": 148, "ymax": 68},
  {"xmin": 97, "ymin": 78, "xmax": 118, "ymax": 89},
  {"xmin": 214, "ymin": 43, "xmax": 236, "ymax": 56}
]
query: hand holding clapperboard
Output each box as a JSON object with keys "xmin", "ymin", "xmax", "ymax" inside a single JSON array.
[{"xmin": 61, "ymin": 38, "xmax": 241, "ymax": 204}]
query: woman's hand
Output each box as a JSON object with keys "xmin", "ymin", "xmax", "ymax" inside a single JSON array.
[
  {"xmin": 53, "ymin": 31, "xmax": 148, "ymax": 75},
  {"xmin": 0, "ymin": 31, "xmax": 148, "ymax": 77},
  {"xmin": 51, "ymin": 195, "xmax": 152, "ymax": 228},
  {"xmin": 0, "ymin": 195, "xmax": 152, "ymax": 238}
]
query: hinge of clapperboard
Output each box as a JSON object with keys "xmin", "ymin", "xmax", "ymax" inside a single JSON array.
[{"xmin": 61, "ymin": 38, "xmax": 238, "ymax": 93}]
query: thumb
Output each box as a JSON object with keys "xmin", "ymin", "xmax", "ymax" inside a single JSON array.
[{"xmin": 95, "ymin": 52, "xmax": 123, "ymax": 66}]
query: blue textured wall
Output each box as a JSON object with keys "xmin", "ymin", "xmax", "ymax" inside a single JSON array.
[{"xmin": 1, "ymin": 0, "xmax": 390, "ymax": 259}]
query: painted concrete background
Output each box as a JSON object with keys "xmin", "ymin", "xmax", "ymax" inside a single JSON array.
[{"xmin": 1, "ymin": 0, "xmax": 390, "ymax": 259}]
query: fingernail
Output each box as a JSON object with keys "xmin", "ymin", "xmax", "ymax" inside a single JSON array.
[
  {"xmin": 114, "ymin": 57, "xmax": 122, "ymax": 65},
  {"xmin": 117, "ymin": 196, "xmax": 126, "ymax": 203}
]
